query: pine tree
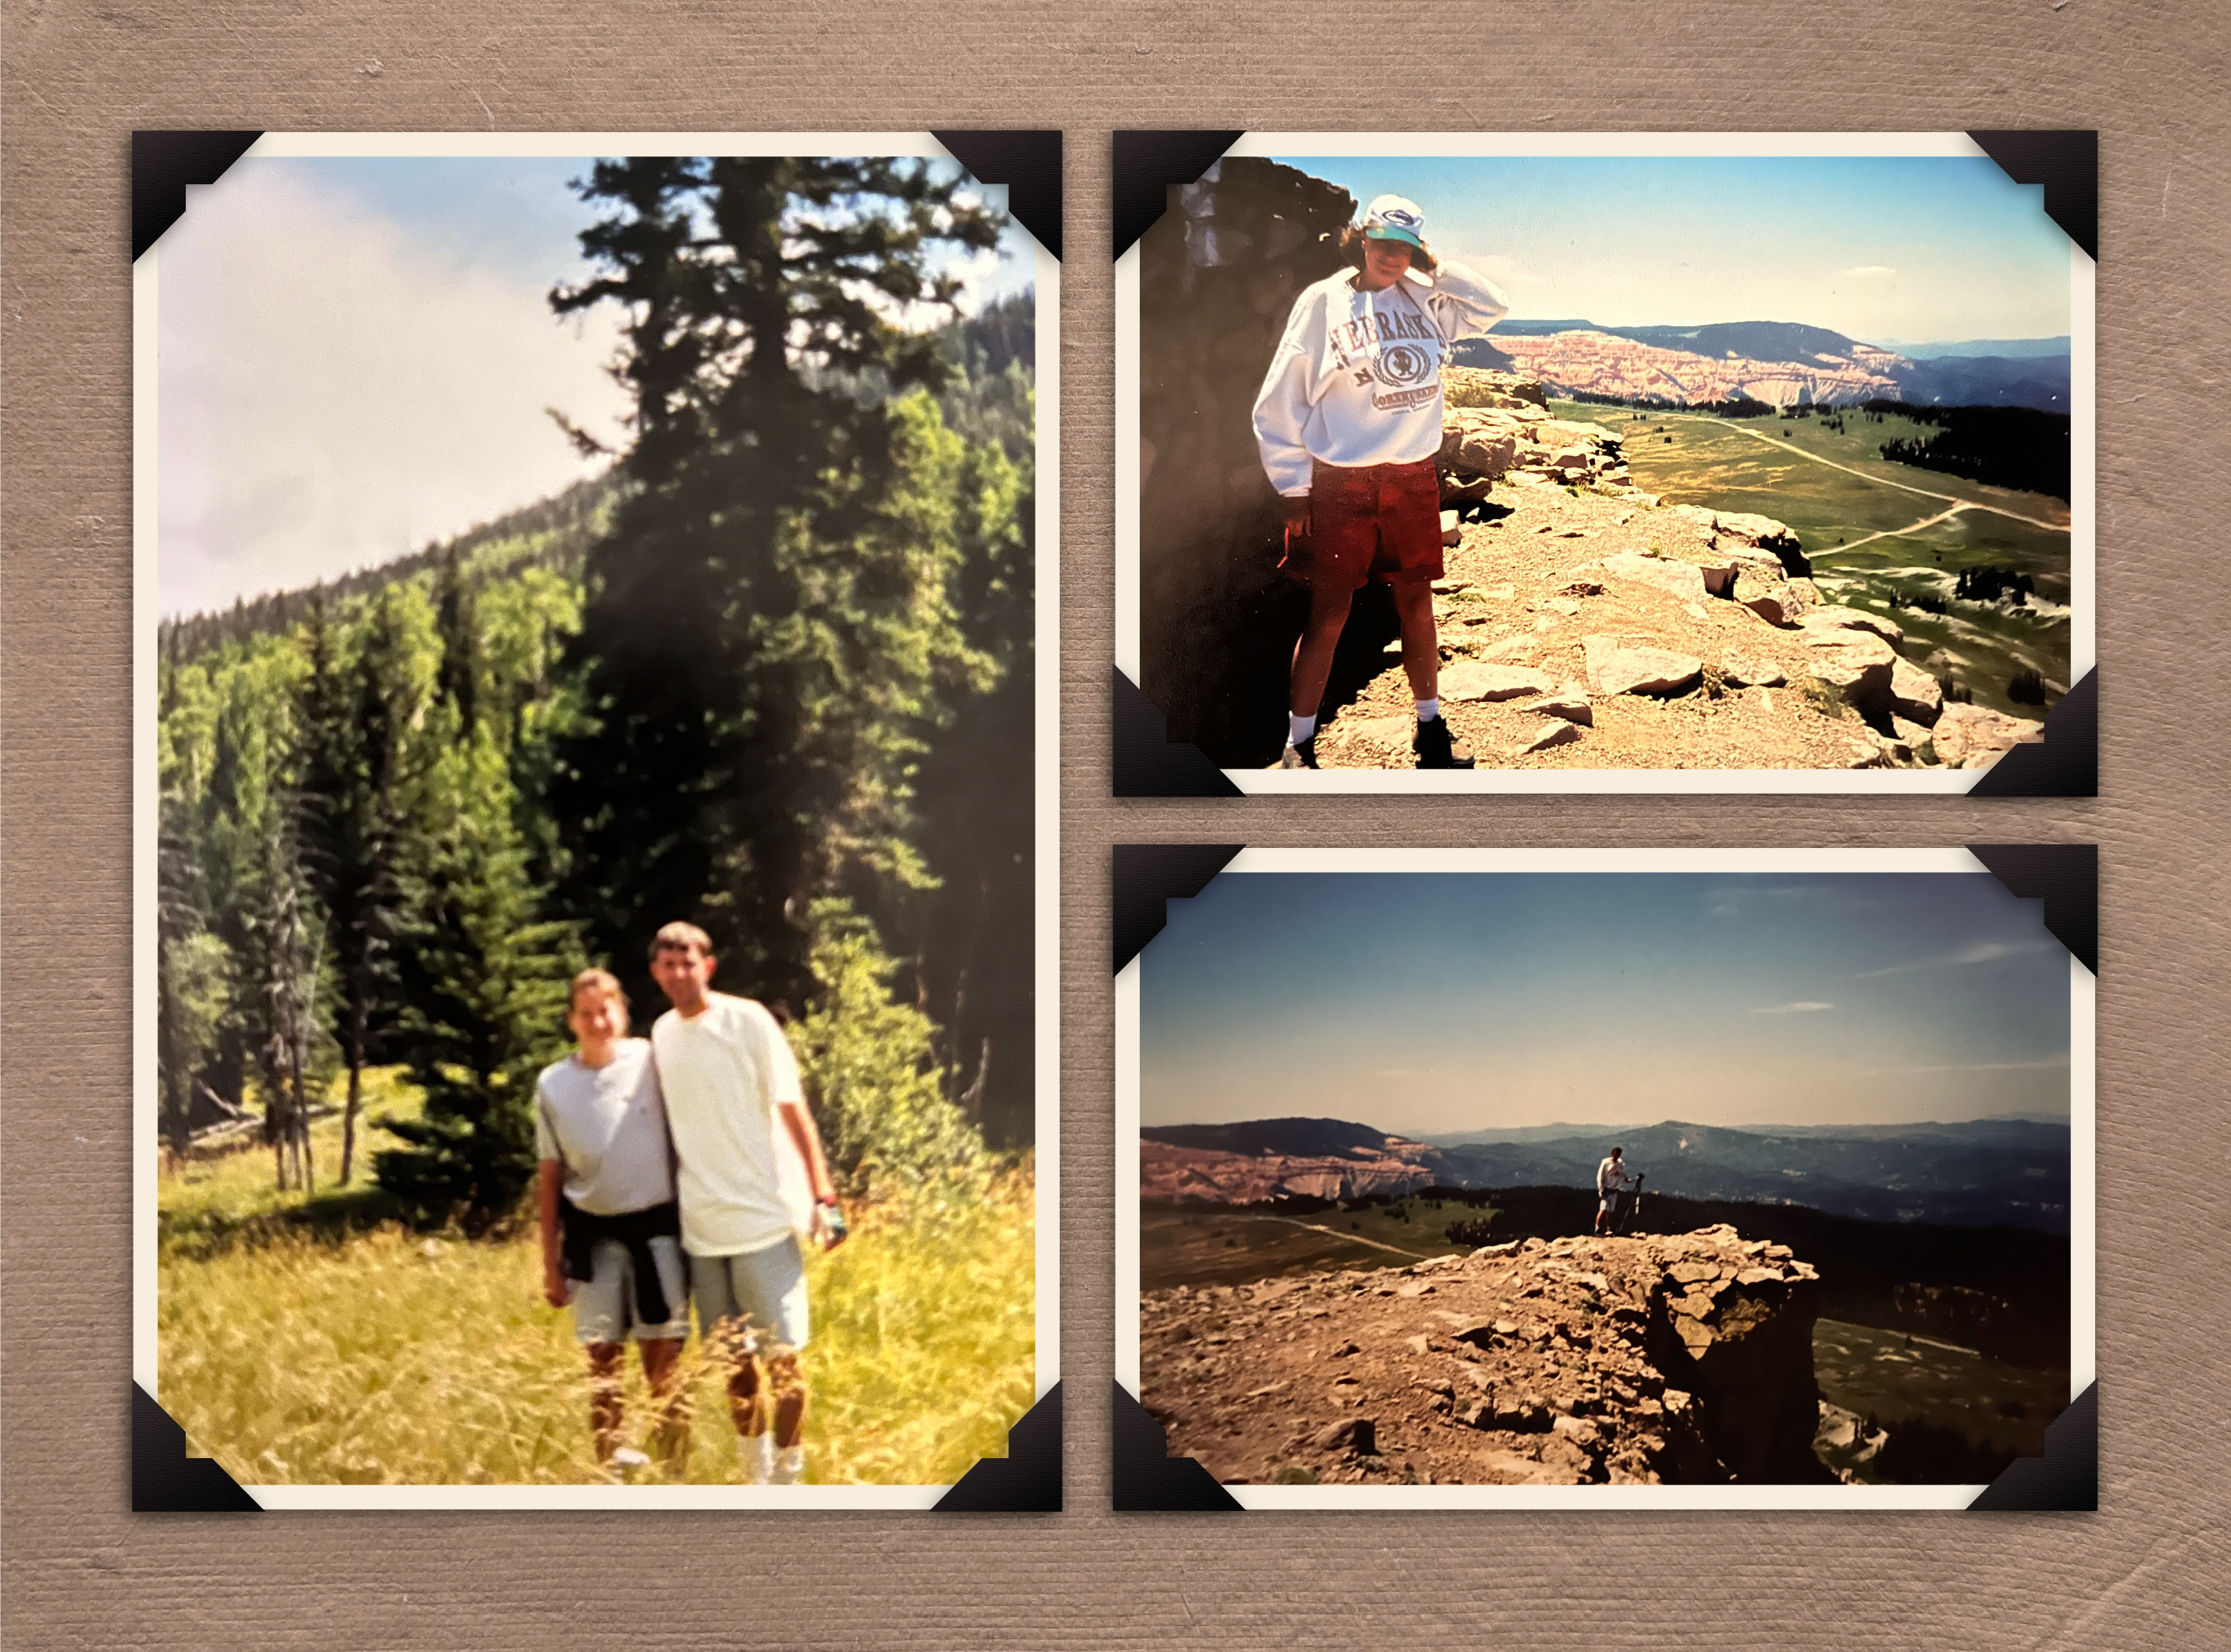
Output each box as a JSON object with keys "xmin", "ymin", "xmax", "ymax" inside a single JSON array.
[
  {"xmin": 294, "ymin": 593, "xmax": 418, "ymax": 1185},
  {"xmin": 375, "ymin": 733, "xmax": 576, "ymax": 1230},
  {"xmin": 433, "ymin": 548, "xmax": 480, "ymax": 733},
  {"xmin": 549, "ymin": 155, "xmax": 1003, "ymax": 1016},
  {"xmin": 253, "ymin": 796, "xmax": 323, "ymax": 1192},
  {"xmin": 898, "ymin": 400, "xmax": 1036, "ymax": 1140},
  {"xmin": 155, "ymin": 785, "xmax": 207, "ymax": 1160}
]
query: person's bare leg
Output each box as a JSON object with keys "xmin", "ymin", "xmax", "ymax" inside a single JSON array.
[
  {"xmin": 639, "ymin": 1337, "xmax": 689, "ymax": 1474},
  {"xmin": 585, "ymin": 1341, "xmax": 626, "ymax": 1463},
  {"xmin": 766, "ymin": 1350, "xmax": 809, "ymax": 1452},
  {"xmin": 1389, "ymin": 579, "xmax": 1441, "ymax": 705},
  {"xmin": 1289, "ymin": 582, "xmax": 1357, "ymax": 721},
  {"xmin": 726, "ymin": 1340, "xmax": 765, "ymax": 1440}
]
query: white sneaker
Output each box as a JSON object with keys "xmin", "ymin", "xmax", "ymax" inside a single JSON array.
[
  {"xmin": 610, "ymin": 1446, "xmax": 651, "ymax": 1471},
  {"xmin": 770, "ymin": 1445, "xmax": 806, "ymax": 1485},
  {"xmin": 740, "ymin": 1431, "xmax": 775, "ymax": 1485}
]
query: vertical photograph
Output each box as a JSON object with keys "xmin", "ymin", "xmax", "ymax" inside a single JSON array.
[
  {"xmin": 137, "ymin": 136, "xmax": 1057, "ymax": 1504},
  {"xmin": 1116, "ymin": 849, "xmax": 2092, "ymax": 1507},
  {"xmin": 1117, "ymin": 135, "xmax": 2091, "ymax": 789}
]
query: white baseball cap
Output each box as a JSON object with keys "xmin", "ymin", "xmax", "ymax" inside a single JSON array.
[{"xmin": 1360, "ymin": 194, "xmax": 1426, "ymax": 249}]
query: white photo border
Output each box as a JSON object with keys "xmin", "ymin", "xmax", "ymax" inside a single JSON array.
[
  {"xmin": 1114, "ymin": 132, "xmax": 2094, "ymax": 794},
  {"xmin": 1114, "ymin": 846, "xmax": 2095, "ymax": 1510},
  {"xmin": 133, "ymin": 131, "xmax": 1060, "ymax": 1510}
]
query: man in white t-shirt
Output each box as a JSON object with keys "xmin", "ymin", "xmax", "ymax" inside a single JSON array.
[
  {"xmin": 648, "ymin": 921, "xmax": 844, "ymax": 1486},
  {"xmin": 1596, "ymin": 1147, "xmax": 1635, "ymax": 1235}
]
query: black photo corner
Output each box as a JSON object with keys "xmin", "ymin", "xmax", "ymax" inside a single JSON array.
[
  {"xmin": 1113, "ymin": 130, "xmax": 2096, "ymax": 797},
  {"xmin": 132, "ymin": 131, "xmax": 1063, "ymax": 1513},
  {"xmin": 1112, "ymin": 845, "xmax": 2096, "ymax": 1510},
  {"xmin": 932, "ymin": 1382, "xmax": 1064, "ymax": 1512}
]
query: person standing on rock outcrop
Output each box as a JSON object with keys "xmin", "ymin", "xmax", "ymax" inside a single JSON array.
[
  {"xmin": 1596, "ymin": 1146, "xmax": 1637, "ymax": 1236},
  {"xmin": 1252, "ymin": 193, "xmax": 1510, "ymax": 769}
]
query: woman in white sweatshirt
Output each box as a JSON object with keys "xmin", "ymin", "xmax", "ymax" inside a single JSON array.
[{"xmin": 1251, "ymin": 194, "xmax": 1509, "ymax": 768}]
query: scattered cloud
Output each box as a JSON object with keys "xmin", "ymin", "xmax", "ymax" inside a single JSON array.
[
  {"xmin": 159, "ymin": 163, "xmax": 629, "ymax": 619},
  {"xmin": 1853, "ymin": 939, "xmax": 2058, "ymax": 978},
  {"xmin": 1753, "ymin": 1001, "xmax": 1835, "ymax": 1015}
]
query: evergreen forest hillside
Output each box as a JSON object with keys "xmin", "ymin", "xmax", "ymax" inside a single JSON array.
[{"xmin": 156, "ymin": 159, "xmax": 1042, "ymax": 1243}]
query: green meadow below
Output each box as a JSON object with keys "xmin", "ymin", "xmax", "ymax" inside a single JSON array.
[{"xmin": 1576, "ymin": 400, "xmax": 2073, "ymax": 720}]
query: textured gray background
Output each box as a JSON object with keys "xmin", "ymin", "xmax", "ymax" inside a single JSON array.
[{"xmin": 5, "ymin": 1, "xmax": 2228, "ymax": 1646}]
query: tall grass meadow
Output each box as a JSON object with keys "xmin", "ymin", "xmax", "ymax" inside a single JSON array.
[{"xmin": 157, "ymin": 1076, "xmax": 1035, "ymax": 1486}]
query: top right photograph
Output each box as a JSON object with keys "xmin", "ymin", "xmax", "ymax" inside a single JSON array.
[{"xmin": 1115, "ymin": 134, "xmax": 2094, "ymax": 794}]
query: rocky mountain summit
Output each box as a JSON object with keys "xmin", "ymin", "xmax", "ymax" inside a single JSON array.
[
  {"xmin": 1140, "ymin": 1225, "xmax": 1833, "ymax": 1486},
  {"xmin": 1301, "ymin": 369, "xmax": 2045, "ymax": 771}
]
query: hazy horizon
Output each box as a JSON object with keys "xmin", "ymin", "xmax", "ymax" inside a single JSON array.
[
  {"xmin": 1139, "ymin": 872, "xmax": 2074, "ymax": 1134},
  {"xmin": 158, "ymin": 154, "xmax": 1035, "ymax": 620},
  {"xmin": 1268, "ymin": 154, "xmax": 2072, "ymax": 347}
]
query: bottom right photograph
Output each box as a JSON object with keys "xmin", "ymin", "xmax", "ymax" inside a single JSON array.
[{"xmin": 1114, "ymin": 846, "xmax": 2094, "ymax": 1510}]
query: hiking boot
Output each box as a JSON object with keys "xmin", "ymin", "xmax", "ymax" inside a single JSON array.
[
  {"xmin": 1412, "ymin": 717, "xmax": 1475, "ymax": 769},
  {"xmin": 1278, "ymin": 737, "xmax": 1319, "ymax": 769}
]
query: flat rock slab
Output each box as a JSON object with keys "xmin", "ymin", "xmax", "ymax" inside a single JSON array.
[
  {"xmin": 1600, "ymin": 551, "xmax": 1707, "ymax": 602},
  {"xmin": 1583, "ymin": 635, "xmax": 1702, "ymax": 697},
  {"xmin": 1442, "ymin": 662, "xmax": 1556, "ymax": 703},
  {"xmin": 1515, "ymin": 720, "xmax": 1583, "ymax": 755},
  {"xmin": 1801, "ymin": 606, "xmax": 1907, "ymax": 653},
  {"xmin": 1523, "ymin": 688, "xmax": 1594, "ymax": 726},
  {"xmin": 1932, "ymin": 702, "xmax": 2045, "ymax": 769}
]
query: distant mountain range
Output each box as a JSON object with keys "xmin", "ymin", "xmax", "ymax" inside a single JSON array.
[
  {"xmin": 1456, "ymin": 319, "xmax": 2070, "ymax": 413},
  {"xmin": 1140, "ymin": 1114, "xmax": 2072, "ymax": 1233}
]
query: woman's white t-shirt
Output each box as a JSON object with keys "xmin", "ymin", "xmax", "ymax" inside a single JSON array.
[
  {"xmin": 1251, "ymin": 258, "xmax": 1511, "ymax": 496},
  {"xmin": 651, "ymin": 993, "xmax": 814, "ymax": 1257}
]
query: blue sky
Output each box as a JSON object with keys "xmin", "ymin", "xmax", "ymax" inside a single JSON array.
[
  {"xmin": 1270, "ymin": 155, "xmax": 2072, "ymax": 346},
  {"xmin": 1139, "ymin": 872, "xmax": 2072, "ymax": 1133},
  {"xmin": 159, "ymin": 155, "xmax": 1035, "ymax": 618}
]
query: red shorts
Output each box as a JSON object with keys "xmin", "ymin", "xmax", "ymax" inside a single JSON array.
[{"xmin": 1280, "ymin": 456, "xmax": 1444, "ymax": 593}]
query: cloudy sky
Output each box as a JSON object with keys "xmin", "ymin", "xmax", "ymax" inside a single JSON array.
[
  {"xmin": 1138, "ymin": 872, "xmax": 2072, "ymax": 1134},
  {"xmin": 156, "ymin": 154, "xmax": 1035, "ymax": 618},
  {"xmin": 1270, "ymin": 154, "xmax": 2072, "ymax": 347}
]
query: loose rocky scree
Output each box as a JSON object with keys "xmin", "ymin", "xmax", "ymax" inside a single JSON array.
[{"xmin": 1301, "ymin": 369, "xmax": 2045, "ymax": 772}]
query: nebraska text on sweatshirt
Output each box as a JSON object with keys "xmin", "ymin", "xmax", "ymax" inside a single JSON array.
[{"xmin": 1251, "ymin": 258, "xmax": 1511, "ymax": 497}]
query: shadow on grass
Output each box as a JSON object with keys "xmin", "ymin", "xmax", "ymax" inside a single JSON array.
[{"xmin": 158, "ymin": 1181, "xmax": 423, "ymax": 1261}]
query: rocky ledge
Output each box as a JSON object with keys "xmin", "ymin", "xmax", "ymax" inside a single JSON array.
[
  {"xmin": 1303, "ymin": 369, "xmax": 2047, "ymax": 772},
  {"xmin": 1140, "ymin": 1225, "xmax": 1834, "ymax": 1486}
]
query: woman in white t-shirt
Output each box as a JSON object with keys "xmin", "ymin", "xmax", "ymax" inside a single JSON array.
[
  {"xmin": 534, "ymin": 968, "xmax": 690, "ymax": 1477},
  {"xmin": 1252, "ymin": 193, "xmax": 1510, "ymax": 770}
]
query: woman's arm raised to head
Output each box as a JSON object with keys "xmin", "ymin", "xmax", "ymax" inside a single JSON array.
[{"xmin": 1420, "ymin": 255, "xmax": 1511, "ymax": 344}]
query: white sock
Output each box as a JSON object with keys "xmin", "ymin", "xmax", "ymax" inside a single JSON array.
[
  {"xmin": 1288, "ymin": 713, "xmax": 1317, "ymax": 746},
  {"xmin": 772, "ymin": 1444, "xmax": 807, "ymax": 1485},
  {"xmin": 740, "ymin": 1430, "xmax": 775, "ymax": 1485},
  {"xmin": 1415, "ymin": 698, "xmax": 1441, "ymax": 724}
]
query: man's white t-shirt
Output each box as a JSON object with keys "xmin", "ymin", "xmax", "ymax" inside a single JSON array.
[
  {"xmin": 1597, "ymin": 1156, "xmax": 1632, "ymax": 1197},
  {"xmin": 651, "ymin": 992, "xmax": 814, "ymax": 1258}
]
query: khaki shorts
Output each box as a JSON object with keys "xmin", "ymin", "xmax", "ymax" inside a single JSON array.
[
  {"xmin": 690, "ymin": 1236, "xmax": 810, "ymax": 1353},
  {"xmin": 570, "ymin": 1236, "xmax": 691, "ymax": 1345}
]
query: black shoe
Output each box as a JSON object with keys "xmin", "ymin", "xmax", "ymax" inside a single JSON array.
[
  {"xmin": 1412, "ymin": 717, "xmax": 1474, "ymax": 769},
  {"xmin": 1278, "ymin": 736, "xmax": 1319, "ymax": 769}
]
